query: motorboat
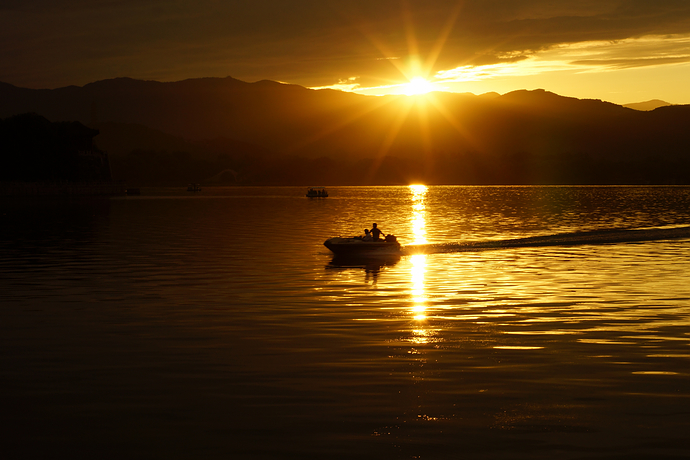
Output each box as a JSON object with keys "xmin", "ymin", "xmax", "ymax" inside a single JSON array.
[
  {"xmin": 324, "ymin": 235, "xmax": 401, "ymax": 257},
  {"xmin": 306, "ymin": 187, "xmax": 328, "ymax": 198}
]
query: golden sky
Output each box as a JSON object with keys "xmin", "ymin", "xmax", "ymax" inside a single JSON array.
[{"xmin": 2, "ymin": 1, "xmax": 690, "ymax": 104}]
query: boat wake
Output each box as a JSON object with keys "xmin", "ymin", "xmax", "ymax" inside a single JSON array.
[{"xmin": 402, "ymin": 225, "xmax": 690, "ymax": 256}]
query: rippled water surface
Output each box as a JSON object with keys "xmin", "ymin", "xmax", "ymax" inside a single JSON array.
[{"xmin": 2, "ymin": 186, "xmax": 690, "ymax": 459}]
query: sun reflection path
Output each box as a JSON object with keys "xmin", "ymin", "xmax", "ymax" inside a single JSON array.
[
  {"xmin": 409, "ymin": 185, "xmax": 429, "ymax": 339},
  {"xmin": 409, "ymin": 184, "xmax": 428, "ymax": 245},
  {"xmin": 411, "ymin": 254, "xmax": 426, "ymax": 319}
]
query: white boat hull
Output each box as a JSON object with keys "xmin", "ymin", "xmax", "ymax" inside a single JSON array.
[{"xmin": 324, "ymin": 237, "xmax": 402, "ymax": 257}]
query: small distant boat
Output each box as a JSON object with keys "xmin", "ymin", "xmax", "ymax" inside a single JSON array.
[
  {"xmin": 187, "ymin": 183, "xmax": 201, "ymax": 192},
  {"xmin": 324, "ymin": 235, "xmax": 401, "ymax": 257},
  {"xmin": 306, "ymin": 187, "xmax": 328, "ymax": 198}
]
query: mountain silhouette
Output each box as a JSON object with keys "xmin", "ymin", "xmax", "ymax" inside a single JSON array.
[
  {"xmin": 2, "ymin": 77, "xmax": 689, "ymax": 185},
  {"xmin": 623, "ymin": 100, "xmax": 672, "ymax": 111}
]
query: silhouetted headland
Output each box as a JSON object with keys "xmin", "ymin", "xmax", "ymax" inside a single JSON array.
[{"xmin": 0, "ymin": 113, "xmax": 124, "ymax": 196}]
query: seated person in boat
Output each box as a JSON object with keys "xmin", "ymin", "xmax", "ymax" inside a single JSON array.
[
  {"xmin": 370, "ymin": 223, "xmax": 384, "ymax": 241},
  {"xmin": 362, "ymin": 229, "xmax": 373, "ymax": 241}
]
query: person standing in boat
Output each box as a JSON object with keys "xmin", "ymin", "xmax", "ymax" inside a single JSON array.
[{"xmin": 370, "ymin": 223, "xmax": 384, "ymax": 241}]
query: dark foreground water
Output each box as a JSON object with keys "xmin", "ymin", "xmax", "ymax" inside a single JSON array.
[{"xmin": 2, "ymin": 186, "xmax": 690, "ymax": 459}]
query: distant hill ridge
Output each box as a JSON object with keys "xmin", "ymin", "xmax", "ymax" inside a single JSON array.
[
  {"xmin": 623, "ymin": 99, "xmax": 672, "ymax": 111},
  {"xmin": 2, "ymin": 77, "xmax": 690, "ymax": 185}
]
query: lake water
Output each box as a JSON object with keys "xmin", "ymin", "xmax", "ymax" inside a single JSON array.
[{"xmin": 2, "ymin": 186, "xmax": 690, "ymax": 459}]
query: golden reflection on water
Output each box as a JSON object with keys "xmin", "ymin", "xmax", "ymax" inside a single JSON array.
[
  {"xmin": 411, "ymin": 254, "xmax": 427, "ymax": 321},
  {"xmin": 409, "ymin": 184, "xmax": 428, "ymax": 245},
  {"xmin": 409, "ymin": 185, "xmax": 430, "ymax": 343}
]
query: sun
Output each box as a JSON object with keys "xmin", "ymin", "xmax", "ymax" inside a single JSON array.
[{"xmin": 403, "ymin": 77, "xmax": 435, "ymax": 96}]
